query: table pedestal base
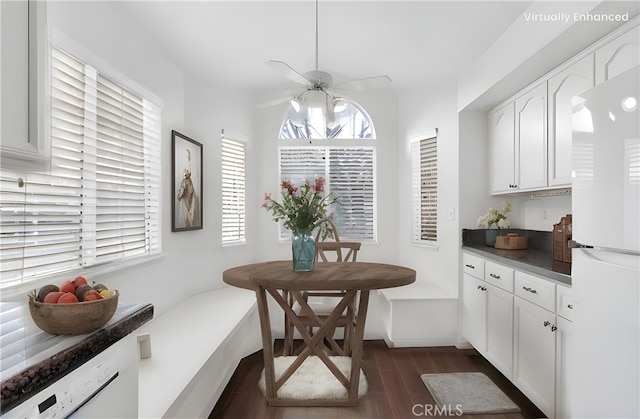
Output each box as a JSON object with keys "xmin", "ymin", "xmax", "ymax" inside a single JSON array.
[{"xmin": 256, "ymin": 287, "xmax": 370, "ymax": 407}]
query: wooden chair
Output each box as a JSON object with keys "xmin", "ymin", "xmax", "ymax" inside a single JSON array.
[{"xmin": 282, "ymin": 233, "xmax": 361, "ymax": 356}]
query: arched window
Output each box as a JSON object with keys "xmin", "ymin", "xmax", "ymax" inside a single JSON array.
[
  {"xmin": 279, "ymin": 92, "xmax": 375, "ymax": 140},
  {"xmin": 277, "ymin": 94, "xmax": 377, "ymax": 240}
]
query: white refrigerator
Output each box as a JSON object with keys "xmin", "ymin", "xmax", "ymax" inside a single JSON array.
[{"xmin": 566, "ymin": 65, "xmax": 640, "ymax": 417}]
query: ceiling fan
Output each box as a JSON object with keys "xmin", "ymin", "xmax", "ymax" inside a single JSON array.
[{"xmin": 261, "ymin": 0, "xmax": 392, "ymax": 109}]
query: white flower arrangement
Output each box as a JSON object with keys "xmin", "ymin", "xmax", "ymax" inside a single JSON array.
[{"xmin": 477, "ymin": 202, "xmax": 512, "ymax": 229}]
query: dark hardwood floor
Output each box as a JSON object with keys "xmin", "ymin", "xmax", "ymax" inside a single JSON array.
[{"xmin": 210, "ymin": 340, "xmax": 545, "ymax": 419}]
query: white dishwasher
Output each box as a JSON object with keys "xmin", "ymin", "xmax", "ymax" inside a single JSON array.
[
  {"xmin": 3, "ymin": 335, "xmax": 137, "ymax": 418},
  {"xmin": 1, "ymin": 303, "xmax": 150, "ymax": 419}
]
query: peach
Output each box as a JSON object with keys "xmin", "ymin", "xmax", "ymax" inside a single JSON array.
[
  {"xmin": 43, "ymin": 291, "xmax": 64, "ymax": 304},
  {"xmin": 58, "ymin": 292, "xmax": 79, "ymax": 304},
  {"xmin": 60, "ymin": 280, "xmax": 75, "ymax": 294}
]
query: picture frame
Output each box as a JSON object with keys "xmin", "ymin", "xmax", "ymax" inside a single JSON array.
[{"xmin": 172, "ymin": 130, "xmax": 203, "ymax": 231}]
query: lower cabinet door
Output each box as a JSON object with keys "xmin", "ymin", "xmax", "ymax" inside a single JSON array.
[
  {"xmin": 513, "ymin": 297, "xmax": 556, "ymax": 418},
  {"xmin": 462, "ymin": 274, "xmax": 487, "ymax": 352},
  {"xmin": 485, "ymin": 285, "xmax": 514, "ymax": 379},
  {"xmin": 554, "ymin": 316, "xmax": 573, "ymax": 419}
]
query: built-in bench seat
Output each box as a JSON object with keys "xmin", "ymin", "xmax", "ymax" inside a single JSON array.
[
  {"xmin": 138, "ymin": 286, "xmax": 261, "ymax": 418},
  {"xmin": 379, "ymin": 282, "xmax": 458, "ymax": 347}
]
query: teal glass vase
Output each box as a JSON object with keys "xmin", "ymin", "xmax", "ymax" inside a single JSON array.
[
  {"xmin": 485, "ymin": 228, "xmax": 498, "ymax": 247},
  {"xmin": 291, "ymin": 228, "xmax": 316, "ymax": 272}
]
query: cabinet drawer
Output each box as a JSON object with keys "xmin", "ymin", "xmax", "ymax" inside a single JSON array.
[
  {"xmin": 556, "ymin": 285, "xmax": 574, "ymax": 321},
  {"xmin": 515, "ymin": 271, "xmax": 556, "ymax": 312},
  {"xmin": 485, "ymin": 261, "xmax": 514, "ymax": 292},
  {"xmin": 463, "ymin": 253, "xmax": 485, "ymax": 279}
]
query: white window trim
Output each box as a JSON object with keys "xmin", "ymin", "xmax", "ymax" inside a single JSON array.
[
  {"xmin": 221, "ymin": 132, "xmax": 247, "ymax": 246},
  {"xmin": 411, "ymin": 129, "xmax": 439, "ymax": 248}
]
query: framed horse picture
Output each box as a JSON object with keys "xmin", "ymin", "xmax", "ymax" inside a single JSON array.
[{"xmin": 172, "ymin": 130, "xmax": 203, "ymax": 231}]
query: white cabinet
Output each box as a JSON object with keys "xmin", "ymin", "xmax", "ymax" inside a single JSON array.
[
  {"xmin": 595, "ymin": 24, "xmax": 640, "ymax": 85},
  {"xmin": 489, "ymin": 102, "xmax": 516, "ymax": 194},
  {"xmin": 554, "ymin": 315, "xmax": 573, "ymax": 419},
  {"xmin": 0, "ymin": 0, "xmax": 49, "ymax": 168},
  {"xmin": 489, "ymin": 81, "xmax": 548, "ymax": 194},
  {"xmin": 462, "ymin": 254, "xmax": 514, "ymax": 379},
  {"xmin": 462, "ymin": 274, "xmax": 487, "ymax": 351},
  {"xmin": 462, "ymin": 273, "xmax": 514, "ymax": 379},
  {"xmin": 513, "ymin": 297, "xmax": 556, "ymax": 418},
  {"xmin": 462, "ymin": 251, "xmax": 572, "ymax": 418},
  {"xmin": 484, "ymin": 283, "xmax": 513, "ymax": 378},
  {"xmin": 485, "ymin": 260, "xmax": 514, "ymax": 292},
  {"xmin": 547, "ymin": 55, "xmax": 594, "ymax": 187},
  {"xmin": 487, "ymin": 20, "xmax": 638, "ymax": 195},
  {"xmin": 515, "ymin": 82, "xmax": 547, "ymax": 191}
]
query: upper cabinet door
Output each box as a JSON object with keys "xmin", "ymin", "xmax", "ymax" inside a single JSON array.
[
  {"xmin": 516, "ymin": 82, "xmax": 548, "ymax": 191},
  {"xmin": 595, "ymin": 24, "xmax": 639, "ymax": 85},
  {"xmin": 0, "ymin": 0, "xmax": 49, "ymax": 169},
  {"xmin": 0, "ymin": 1, "xmax": 29, "ymax": 156},
  {"xmin": 489, "ymin": 101, "xmax": 516, "ymax": 194},
  {"xmin": 547, "ymin": 55, "xmax": 594, "ymax": 187}
]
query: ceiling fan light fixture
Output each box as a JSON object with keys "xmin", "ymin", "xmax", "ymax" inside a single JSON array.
[
  {"xmin": 290, "ymin": 95, "xmax": 304, "ymax": 112},
  {"xmin": 332, "ymin": 98, "xmax": 348, "ymax": 112}
]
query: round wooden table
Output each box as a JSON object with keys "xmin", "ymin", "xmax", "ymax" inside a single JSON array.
[{"xmin": 223, "ymin": 260, "xmax": 416, "ymax": 407}]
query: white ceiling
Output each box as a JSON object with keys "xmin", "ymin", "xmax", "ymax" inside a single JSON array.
[{"xmin": 121, "ymin": 1, "xmax": 533, "ymax": 94}]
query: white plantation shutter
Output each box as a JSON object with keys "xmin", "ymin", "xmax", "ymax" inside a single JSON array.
[
  {"xmin": 221, "ymin": 137, "xmax": 246, "ymax": 243},
  {"xmin": 412, "ymin": 134, "xmax": 438, "ymax": 242},
  {"xmin": 0, "ymin": 47, "xmax": 161, "ymax": 289},
  {"xmin": 279, "ymin": 146, "xmax": 375, "ymax": 240},
  {"xmin": 328, "ymin": 148, "xmax": 375, "ymax": 238}
]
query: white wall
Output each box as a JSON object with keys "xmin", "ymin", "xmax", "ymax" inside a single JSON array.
[
  {"xmin": 10, "ymin": 1, "xmax": 257, "ymax": 318},
  {"xmin": 397, "ymin": 79, "xmax": 460, "ymax": 297}
]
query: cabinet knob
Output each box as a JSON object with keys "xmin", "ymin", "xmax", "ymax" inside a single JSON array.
[
  {"xmin": 490, "ymin": 273, "xmax": 501, "ymax": 279},
  {"xmin": 551, "ymin": 325, "xmax": 557, "ymax": 332},
  {"xmin": 544, "ymin": 321, "xmax": 551, "ymax": 327},
  {"xmin": 567, "ymin": 304, "xmax": 573, "ymax": 309}
]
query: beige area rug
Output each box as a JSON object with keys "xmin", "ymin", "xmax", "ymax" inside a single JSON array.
[
  {"xmin": 420, "ymin": 372, "xmax": 520, "ymax": 414},
  {"xmin": 258, "ymin": 356, "xmax": 368, "ymax": 400}
]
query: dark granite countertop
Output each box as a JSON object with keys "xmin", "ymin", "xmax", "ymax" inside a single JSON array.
[
  {"xmin": 462, "ymin": 229, "xmax": 571, "ymax": 286},
  {"xmin": 0, "ymin": 302, "xmax": 153, "ymax": 414}
]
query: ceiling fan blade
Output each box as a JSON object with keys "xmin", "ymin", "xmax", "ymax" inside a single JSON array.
[
  {"xmin": 266, "ymin": 60, "xmax": 311, "ymax": 86},
  {"xmin": 332, "ymin": 75, "xmax": 392, "ymax": 91},
  {"xmin": 255, "ymin": 95, "xmax": 293, "ymax": 108}
]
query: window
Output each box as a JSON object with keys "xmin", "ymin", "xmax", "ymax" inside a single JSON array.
[
  {"xmin": 0, "ymin": 46, "xmax": 162, "ymax": 289},
  {"xmin": 278, "ymin": 95, "xmax": 377, "ymax": 240},
  {"xmin": 279, "ymin": 146, "xmax": 375, "ymax": 240},
  {"xmin": 221, "ymin": 136, "xmax": 246, "ymax": 244},
  {"xmin": 279, "ymin": 92, "xmax": 375, "ymax": 139},
  {"xmin": 412, "ymin": 132, "xmax": 438, "ymax": 243}
]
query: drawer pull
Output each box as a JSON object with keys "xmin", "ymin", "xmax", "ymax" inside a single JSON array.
[
  {"xmin": 489, "ymin": 273, "xmax": 501, "ymax": 280},
  {"xmin": 551, "ymin": 325, "xmax": 557, "ymax": 332},
  {"xmin": 522, "ymin": 286, "xmax": 538, "ymax": 294},
  {"xmin": 465, "ymin": 264, "xmax": 475, "ymax": 269},
  {"xmin": 544, "ymin": 321, "xmax": 551, "ymax": 327},
  {"xmin": 567, "ymin": 304, "xmax": 573, "ymax": 309},
  {"xmin": 477, "ymin": 285, "xmax": 487, "ymax": 291}
]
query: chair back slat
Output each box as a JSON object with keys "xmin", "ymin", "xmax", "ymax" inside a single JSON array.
[{"xmin": 315, "ymin": 241, "xmax": 361, "ymax": 263}]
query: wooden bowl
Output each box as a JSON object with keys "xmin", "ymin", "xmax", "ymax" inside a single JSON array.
[{"xmin": 28, "ymin": 291, "xmax": 119, "ymax": 335}]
